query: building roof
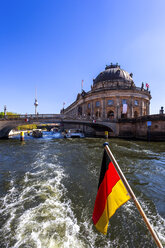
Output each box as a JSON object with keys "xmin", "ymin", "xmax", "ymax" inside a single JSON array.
[{"xmin": 93, "ymin": 63, "xmax": 133, "ymax": 85}]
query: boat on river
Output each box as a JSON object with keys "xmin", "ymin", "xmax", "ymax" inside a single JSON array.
[
  {"xmin": 32, "ymin": 129, "xmax": 43, "ymax": 138},
  {"xmin": 65, "ymin": 129, "xmax": 85, "ymax": 138}
]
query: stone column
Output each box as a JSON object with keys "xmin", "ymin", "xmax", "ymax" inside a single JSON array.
[
  {"xmin": 130, "ymin": 97, "xmax": 134, "ymax": 118},
  {"xmin": 81, "ymin": 104, "xmax": 84, "ymax": 116},
  {"xmin": 147, "ymin": 101, "xmax": 150, "ymax": 115},
  {"xmin": 83, "ymin": 103, "xmax": 86, "ymax": 117},
  {"xmin": 127, "ymin": 100, "xmax": 131, "ymax": 118},
  {"xmin": 116, "ymin": 97, "xmax": 121, "ymax": 119},
  {"xmin": 91, "ymin": 101, "xmax": 94, "ymax": 118},
  {"xmin": 76, "ymin": 106, "xmax": 79, "ymax": 117},
  {"xmin": 148, "ymin": 101, "xmax": 150, "ymax": 115},
  {"xmin": 140, "ymin": 100, "xmax": 143, "ymax": 116},
  {"xmin": 102, "ymin": 98, "xmax": 106, "ymax": 119}
]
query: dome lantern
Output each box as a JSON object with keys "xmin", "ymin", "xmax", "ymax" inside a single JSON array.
[{"xmin": 93, "ymin": 63, "xmax": 133, "ymax": 86}]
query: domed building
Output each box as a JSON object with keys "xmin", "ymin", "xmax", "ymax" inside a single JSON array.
[{"xmin": 63, "ymin": 63, "xmax": 151, "ymax": 120}]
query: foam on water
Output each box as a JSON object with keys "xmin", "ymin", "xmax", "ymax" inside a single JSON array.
[
  {"xmin": 0, "ymin": 158, "xmax": 85, "ymax": 247},
  {"xmin": 116, "ymin": 144, "xmax": 160, "ymax": 158},
  {"xmin": 123, "ymin": 198, "xmax": 165, "ymax": 245},
  {"xmin": 139, "ymin": 197, "xmax": 165, "ymax": 243}
]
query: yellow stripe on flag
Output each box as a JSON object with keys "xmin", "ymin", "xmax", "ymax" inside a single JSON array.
[{"xmin": 95, "ymin": 179, "xmax": 130, "ymax": 235}]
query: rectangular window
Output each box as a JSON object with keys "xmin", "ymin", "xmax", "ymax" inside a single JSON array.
[
  {"xmin": 122, "ymin": 99, "xmax": 127, "ymax": 105},
  {"xmin": 134, "ymin": 100, "xmax": 138, "ymax": 106},
  {"xmin": 88, "ymin": 103, "xmax": 90, "ymax": 109},
  {"xmin": 96, "ymin": 101, "xmax": 100, "ymax": 107},
  {"xmin": 107, "ymin": 100, "xmax": 114, "ymax": 106}
]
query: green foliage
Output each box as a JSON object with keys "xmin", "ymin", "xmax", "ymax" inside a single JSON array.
[
  {"xmin": 0, "ymin": 112, "xmax": 4, "ymax": 118},
  {"xmin": 7, "ymin": 112, "xmax": 20, "ymax": 119},
  {"xmin": 0, "ymin": 112, "xmax": 19, "ymax": 119},
  {"xmin": 7, "ymin": 112, "xmax": 18, "ymax": 115},
  {"xmin": 17, "ymin": 124, "xmax": 37, "ymax": 131}
]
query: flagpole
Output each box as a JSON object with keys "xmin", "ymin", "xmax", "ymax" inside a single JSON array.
[
  {"xmin": 103, "ymin": 142, "xmax": 163, "ymax": 248},
  {"xmin": 81, "ymin": 80, "xmax": 84, "ymax": 92}
]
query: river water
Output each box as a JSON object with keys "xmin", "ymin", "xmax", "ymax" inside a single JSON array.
[{"xmin": 0, "ymin": 132, "xmax": 164, "ymax": 248}]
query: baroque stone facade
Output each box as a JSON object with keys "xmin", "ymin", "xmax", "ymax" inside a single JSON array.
[{"xmin": 63, "ymin": 64, "xmax": 151, "ymax": 120}]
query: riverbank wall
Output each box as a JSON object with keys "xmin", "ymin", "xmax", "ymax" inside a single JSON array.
[
  {"xmin": 62, "ymin": 114, "xmax": 165, "ymax": 141},
  {"xmin": 118, "ymin": 115, "xmax": 165, "ymax": 141}
]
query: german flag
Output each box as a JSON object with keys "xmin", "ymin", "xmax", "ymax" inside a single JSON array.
[{"xmin": 92, "ymin": 150, "xmax": 130, "ymax": 235}]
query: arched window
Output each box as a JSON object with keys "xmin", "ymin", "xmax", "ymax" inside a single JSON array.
[
  {"xmin": 96, "ymin": 101, "xmax": 100, "ymax": 107},
  {"xmin": 95, "ymin": 111, "xmax": 101, "ymax": 118},
  {"xmin": 85, "ymin": 112, "xmax": 91, "ymax": 120},
  {"xmin": 78, "ymin": 106, "xmax": 82, "ymax": 116},
  {"xmin": 134, "ymin": 100, "xmax": 138, "ymax": 106},
  {"xmin": 122, "ymin": 99, "xmax": 127, "ymax": 104},
  {"xmin": 121, "ymin": 113, "xmax": 127, "ymax": 119},
  {"xmin": 87, "ymin": 103, "xmax": 90, "ymax": 109},
  {"xmin": 107, "ymin": 100, "xmax": 114, "ymax": 106},
  {"xmin": 107, "ymin": 111, "xmax": 114, "ymax": 119},
  {"xmin": 134, "ymin": 111, "xmax": 138, "ymax": 118}
]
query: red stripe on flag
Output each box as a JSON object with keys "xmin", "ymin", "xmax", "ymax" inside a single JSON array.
[{"xmin": 92, "ymin": 161, "xmax": 120, "ymax": 225}]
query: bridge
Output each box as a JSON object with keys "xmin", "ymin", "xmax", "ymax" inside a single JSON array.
[
  {"xmin": 1, "ymin": 114, "xmax": 165, "ymax": 140},
  {"xmin": 0, "ymin": 114, "xmax": 117, "ymax": 138}
]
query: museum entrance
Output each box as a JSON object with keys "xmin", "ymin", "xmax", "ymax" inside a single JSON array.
[{"xmin": 107, "ymin": 110, "xmax": 114, "ymax": 120}]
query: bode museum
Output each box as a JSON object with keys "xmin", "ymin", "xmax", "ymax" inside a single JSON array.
[
  {"xmin": 63, "ymin": 63, "xmax": 151, "ymax": 120},
  {"xmin": 62, "ymin": 63, "xmax": 165, "ymax": 140}
]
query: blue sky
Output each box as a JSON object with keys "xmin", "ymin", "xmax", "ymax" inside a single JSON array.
[{"xmin": 0, "ymin": 0, "xmax": 165, "ymax": 114}]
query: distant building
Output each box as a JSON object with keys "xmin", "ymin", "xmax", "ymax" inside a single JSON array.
[{"xmin": 63, "ymin": 63, "xmax": 151, "ymax": 120}]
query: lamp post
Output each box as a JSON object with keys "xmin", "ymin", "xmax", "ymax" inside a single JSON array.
[{"xmin": 4, "ymin": 105, "xmax": 7, "ymax": 116}]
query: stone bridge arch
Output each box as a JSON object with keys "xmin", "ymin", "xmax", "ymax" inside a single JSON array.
[
  {"xmin": 0, "ymin": 115, "xmax": 118, "ymax": 138},
  {"xmin": 62, "ymin": 119, "xmax": 117, "ymax": 137},
  {"xmin": 0, "ymin": 119, "xmax": 59, "ymax": 138},
  {"xmin": 0, "ymin": 120, "xmax": 33, "ymax": 138},
  {"xmin": 0, "ymin": 114, "xmax": 64, "ymax": 138}
]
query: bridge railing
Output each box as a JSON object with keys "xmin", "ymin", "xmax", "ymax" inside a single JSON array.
[
  {"xmin": 0, "ymin": 114, "xmax": 65, "ymax": 121},
  {"xmin": 3, "ymin": 113, "xmax": 154, "ymax": 123},
  {"xmin": 1, "ymin": 113, "xmax": 163, "ymax": 124},
  {"xmin": 62, "ymin": 115, "xmax": 116, "ymax": 123}
]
